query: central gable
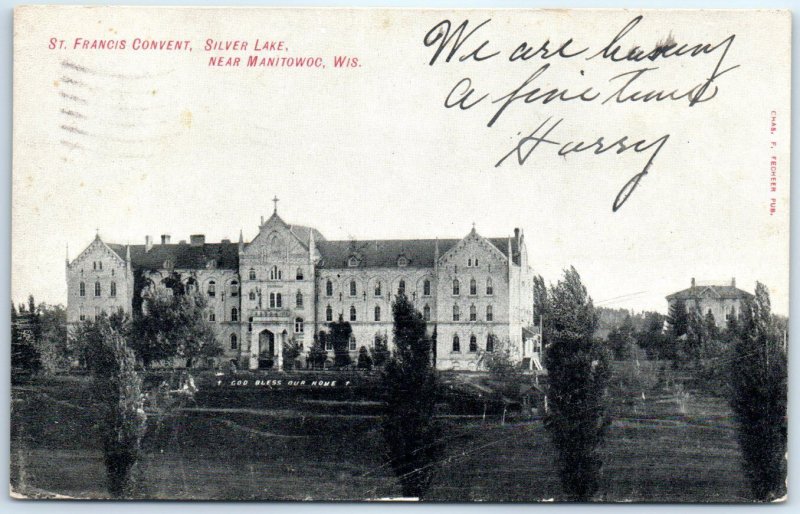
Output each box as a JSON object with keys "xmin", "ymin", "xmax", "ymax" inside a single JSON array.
[
  {"xmin": 242, "ymin": 213, "xmax": 310, "ymax": 264},
  {"xmin": 438, "ymin": 229, "xmax": 508, "ymax": 268}
]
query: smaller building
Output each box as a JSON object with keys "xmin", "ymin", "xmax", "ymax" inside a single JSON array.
[{"xmin": 665, "ymin": 278, "xmax": 753, "ymax": 328}]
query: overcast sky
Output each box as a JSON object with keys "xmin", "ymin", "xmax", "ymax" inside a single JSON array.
[{"xmin": 12, "ymin": 7, "xmax": 791, "ymax": 315}]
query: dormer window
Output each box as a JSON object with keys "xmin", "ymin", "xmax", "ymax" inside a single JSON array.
[
  {"xmin": 206, "ymin": 259, "xmax": 217, "ymax": 269},
  {"xmin": 397, "ymin": 256, "xmax": 409, "ymax": 267},
  {"xmin": 348, "ymin": 256, "xmax": 359, "ymax": 267},
  {"xmin": 163, "ymin": 259, "xmax": 174, "ymax": 270}
]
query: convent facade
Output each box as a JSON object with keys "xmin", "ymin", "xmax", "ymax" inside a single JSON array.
[{"xmin": 65, "ymin": 207, "xmax": 541, "ymax": 371}]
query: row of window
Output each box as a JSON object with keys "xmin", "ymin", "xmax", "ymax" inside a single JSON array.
[
  {"xmin": 452, "ymin": 304, "xmax": 494, "ymax": 322},
  {"xmin": 323, "ymin": 278, "xmax": 495, "ymax": 298},
  {"xmin": 246, "ymin": 290, "xmax": 305, "ymax": 309},
  {"xmin": 205, "ymin": 280, "xmax": 239, "ymax": 298},
  {"xmin": 318, "ymin": 332, "xmax": 362, "ymax": 352},
  {"xmin": 323, "ymin": 304, "xmax": 433, "ymax": 323},
  {"xmin": 78, "ymin": 281, "xmax": 117, "ymax": 297},
  {"xmin": 452, "ymin": 334, "xmax": 496, "ymax": 353},
  {"xmin": 452, "ymin": 278, "xmax": 493, "ymax": 296},
  {"xmin": 246, "ymin": 266, "xmax": 305, "ymax": 281}
]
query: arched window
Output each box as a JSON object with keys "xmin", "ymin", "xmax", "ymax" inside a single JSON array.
[
  {"xmin": 423, "ymin": 279, "xmax": 431, "ymax": 296},
  {"xmin": 249, "ymin": 269, "xmax": 256, "ymax": 280},
  {"xmin": 469, "ymin": 304, "xmax": 477, "ymax": 321},
  {"xmin": 110, "ymin": 281, "xmax": 117, "ymax": 297},
  {"xmin": 486, "ymin": 277, "xmax": 493, "ymax": 295},
  {"xmin": 350, "ymin": 280, "xmax": 357, "ymax": 297},
  {"xmin": 475, "ymin": 259, "xmax": 478, "ymax": 267},
  {"xmin": 423, "ymin": 304, "xmax": 431, "ymax": 321},
  {"xmin": 98, "ymin": 261, "xmax": 103, "ymax": 270},
  {"xmin": 320, "ymin": 332, "xmax": 332, "ymax": 351},
  {"xmin": 269, "ymin": 292, "xmax": 276, "ymax": 308},
  {"xmin": 296, "ymin": 291, "xmax": 303, "ymax": 308},
  {"xmin": 468, "ymin": 258, "xmax": 472, "ymax": 267},
  {"xmin": 276, "ymin": 293, "xmax": 282, "ymax": 308},
  {"xmin": 452, "ymin": 304, "xmax": 460, "ymax": 321},
  {"xmin": 209, "ymin": 311, "xmax": 216, "ymax": 322},
  {"xmin": 231, "ymin": 307, "xmax": 239, "ymax": 322},
  {"xmin": 348, "ymin": 256, "xmax": 359, "ymax": 267},
  {"xmin": 295, "ymin": 317, "xmax": 304, "ymax": 333},
  {"xmin": 294, "ymin": 268, "xmax": 303, "ymax": 280},
  {"xmin": 230, "ymin": 333, "xmax": 238, "ymax": 350},
  {"xmin": 249, "ymin": 291, "xmax": 256, "ymax": 301},
  {"xmin": 79, "ymin": 282, "xmax": 85, "ymax": 297},
  {"xmin": 326, "ymin": 280, "xmax": 333, "ymax": 297},
  {"xmin": 94, "ymin": 281, "xmax": 101, "ymax": 297},
  {"xmin": 486, "ymin": 334, "xmax": 495, "ymax": 353},
  {"xmin": 93, "ymin": 261, "xmax": 96, "ymax": 271},
  {"xmin": 270, "ymin": 266, "xmax": 280, "ymax": 280},
  {"xmin": 398, "ymin": 280, "xmax": 406, "ymax": 295},
  {"xmin": 469, "ymin": 278, "xmax": 477, "ymax": 295},
  {"xmin": 469, "ymin": 335, "xmax": 478, "ymax": 352},
  {"xmin": 207, "ymin": 280, "xmax": 216, "ymax": 297},
  {"xmin": 326, "ymin": 305, "xmax": 333, "ymax": 322},
  {"xmin": 452, "ymin": 335, "xmax": 461, "ymax": 352},
  {"xmin": 452, "ymin": 279, "xmax": 460, "ymax": 295},
  {"xmin": 230, "ymin": 280, "xmax": 239, "ymax": 297},
  {"xmin": 374, "ymin": 281, "xmax": 382, "ymax": 296},
  {"xmin": 350, "ymin": 305, "xmax": 357, "ymax": 321},
  {"xmin": 349, "ymin": 334, "xmax": 357, "ymax": 351},
  {"xmin": 374, "ymin": 305, "xmax": 381, "ymax": 322},
  {"xmin": 486, "ymin": 305, "xmax": 493, "ymax": 321}
]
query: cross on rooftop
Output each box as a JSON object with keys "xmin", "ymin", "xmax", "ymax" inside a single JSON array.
[{"xmin": 272, "ymin": 196, "xmax": 279, "ymax": 213}]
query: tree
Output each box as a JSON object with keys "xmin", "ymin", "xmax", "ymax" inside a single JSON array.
[
  {"xmin": 308, "ymin": 331, "xmax": 329, "ymax": 369},
  {"xmin": 328, "ymin": 314, "xmax": 353, "ymax": 368},
  {"xmin": 130, "ymin": 286, "xmax": 221, "ymax": 367},
  {"xmin": 33, "ymin": 303, "xmax": 69, "ymax": 374},
  {"xmin": 635, "ymin": 311, "xmax": 667, "ymax": 359},
  {"xmin": 533, "ymin": 274, "xmax": 549, "ymax": 327},
  {"xmin": 11, "ymin": 300, "xmax": 41, "ymax": 378},
  {"xmin": 370, "ymin": 332, "xmax": 390, "ymax": 367},
  {"xmin": 543, "ymin": 267, "xmax": 612, "ymax": 501},
  {"xmin": 381, "ymin": 293, "xmax": 440, "ymax": 498},
  {"xmin": 730, "ymin": 283, "xmax": 787, "ymax": 501},
  {"xmin": 76, "ymin": 313, "xmax": 147, "ymax": 498},
  {"xmin": 283, "ymin": 337, "xmax": 302, "ymax": 370},
  {"xmin": 606, "ymin": 315, "xmax": 636, "ymax": 360},
  {"xmin": 357, "ymin": 346, "xmax": 373, "ymax": 370}
]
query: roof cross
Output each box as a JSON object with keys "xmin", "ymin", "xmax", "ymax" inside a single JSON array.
[{"xmin": 272, "ymin": 195, "xmax": 279, "ymax": 213}]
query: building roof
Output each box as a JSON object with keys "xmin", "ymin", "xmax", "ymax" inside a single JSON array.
[
  {"xmin": 108, "ymin": 243, "xmax": 239, "ymax": 271},
  {"xmin": 316, "ymin": 236, "xmax": 520, "ymax": 269},
  {"xmin": 666, "ymin": 284, "xmax": 754, "ymax": 301},
  {"xmin": 102, "ymin": 232, "xmax": 521, "ymax": 271}
]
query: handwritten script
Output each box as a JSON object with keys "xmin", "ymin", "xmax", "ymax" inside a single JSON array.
[{"xmin": 422, "ymin": 16, "xmax": 739, "ymax": 211}]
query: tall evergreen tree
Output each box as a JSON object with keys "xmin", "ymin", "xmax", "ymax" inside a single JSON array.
[
  {"xmin": 730, "ymin": 283, "xmax": 787, "ymax": 501},
  {"xmin": 381, "ymin": 293, "xmax": 440, "ymax": 498},
  {"xmin": 667, "ymin": 299, "xmax": 689, "ymax": 339},
  {"xmin": 543, "ymin": 267, "xmax": 611, "ymax": 501}
]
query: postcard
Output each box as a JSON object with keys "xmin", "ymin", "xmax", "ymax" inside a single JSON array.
[{"xmin": 11, "ymin": 6, "xmax": 790, "ymax": 502}]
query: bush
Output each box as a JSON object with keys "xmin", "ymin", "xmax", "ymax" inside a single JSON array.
[{"xmin": 357, "ymin": 346, "xmax": 373, "ymax": 370}]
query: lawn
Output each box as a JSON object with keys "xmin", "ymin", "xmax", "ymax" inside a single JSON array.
[{"xmin": 10, "ymin": 363, "xmax": 751, "ymax": 502}]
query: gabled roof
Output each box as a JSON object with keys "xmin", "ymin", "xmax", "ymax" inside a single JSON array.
[
  {"xmin": 666, "ymin": 285, "xmax": 753, "ymax": 301},
  {"xmin": 107, "ymin": 243, "xmax": 239, "ymax": 271}
]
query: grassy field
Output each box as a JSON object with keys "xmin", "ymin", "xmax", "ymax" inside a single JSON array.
[{"xmin": 10, "ymin": 362, "xmax": 750, "ymax": 502}]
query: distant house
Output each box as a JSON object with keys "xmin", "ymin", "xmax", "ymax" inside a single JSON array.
[{"xmin": 666, "ymin": 278, "xmax": 753, "ymax": 328}]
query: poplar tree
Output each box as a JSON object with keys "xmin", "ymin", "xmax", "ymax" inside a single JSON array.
[
  {"xmin": 543, "ymin": 267, "xmax": 611, "ymax": 501},
  {"xmin": 730, "ymin": 283, "xmax": 787, "ymax": 501},
  {"xmin": 381, "ymin": 293, "xmax": 440, "ymax": 498}
]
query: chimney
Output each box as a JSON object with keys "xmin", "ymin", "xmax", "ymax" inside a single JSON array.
[
  {"xmin": 514, "ymin": 227, "xmax": 520, "ymax": 241},
  {"xmin": 731, "ymin": 277, "xmax": 736, "ymax": 288},
  {"xmin": 190, "ymin": 234, "xmax": 205, "ymax": 247},
  {"xmin": 145, "ymin": 235, "xmax": 153, "ymax": 252},
  {"xmin": 161, "ymin": 234, "xmax": 171, "ymax": 245},
  {"xmin": 691, "ymin": 277, "xmax": 696, "ymax": 288}
]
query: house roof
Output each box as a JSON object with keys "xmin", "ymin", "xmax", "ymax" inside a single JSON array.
[{"xmin": 666, "ymin": 285, "xmax": 754, "ymax": 301}]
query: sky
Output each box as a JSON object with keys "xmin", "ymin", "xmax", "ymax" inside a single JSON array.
[{"xmin": 11, "ymin": 7, "xmax": 791, "ymax": 315}]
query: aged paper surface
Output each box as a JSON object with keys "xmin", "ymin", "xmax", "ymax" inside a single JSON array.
[{"xmin": 11, "ymin": 6, "xmax": 790, "ymax": 502}]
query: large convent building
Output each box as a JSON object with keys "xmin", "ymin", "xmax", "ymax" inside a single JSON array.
[{"xmin": 65, "ymin": 205, "xmax": 541, "ymax": 371}]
